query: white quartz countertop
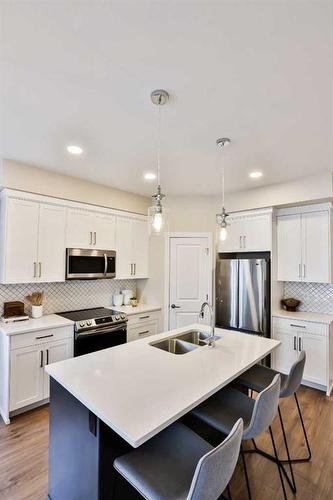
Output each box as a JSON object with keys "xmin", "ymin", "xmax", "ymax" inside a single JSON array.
[
  {"xmin": 0, "ymin": 314, "xmax": 74, "ymax": 336},
  {"xmin": 273, "ymin": 310, "xmax": 333, "ymax": 325},
  {"xmin": 108, "ymin": 304, "xmax": 161, "ymax": 316},
  {"xmin": 46, "ymin": 324, "xmax": 280, "ymax": 448}
]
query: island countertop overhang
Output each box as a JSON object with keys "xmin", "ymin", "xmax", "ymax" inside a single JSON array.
[{"xmin": 46, "ymin": 324, "xmax": 280, "ymax": 447}]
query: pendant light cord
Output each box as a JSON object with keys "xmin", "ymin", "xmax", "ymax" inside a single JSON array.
[
  {"xmin": 157, "ymin": 101, "xmax": 161, "ymax": 187},
  {"xmin": 222, "ymin": 165, "xmax": 225, "ymax": 208}
]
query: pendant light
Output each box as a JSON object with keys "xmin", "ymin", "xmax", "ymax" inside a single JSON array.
[
  {"xmin": 148, "ymin": 89, "xmax": 169, "ymax": 236},
  {"xmin": 216, "ymin": 138, "xmax": 231, "ymax": 242}
]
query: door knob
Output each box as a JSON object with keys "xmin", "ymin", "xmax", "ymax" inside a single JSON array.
[{"xmin": 171, "ymin": 304, "xmax": 181, "ymax": 309}]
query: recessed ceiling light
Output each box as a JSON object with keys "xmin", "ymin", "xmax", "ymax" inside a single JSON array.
[
  {"xmin": 249, "ymin": 171, "xmax": 263, "ymax": 179},
  {"xmin": 67, "ymin": 145, "xmax": 83, "ymax": 155},
  {"xmin": 144, "ymin": 172, "xmax": 157, "ymax": 180}
]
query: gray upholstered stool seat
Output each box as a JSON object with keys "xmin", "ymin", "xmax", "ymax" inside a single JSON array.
[
  {"xmin": 114, "ymin": 419, "xmax": 243, "ymax": 500},
  {"xmin": 191, "ymin": 386, "xmax": 255, "ymax": 439},
  {"xmin": 237, "ymin": 365, "xmax": 288, "ymax": 396}
]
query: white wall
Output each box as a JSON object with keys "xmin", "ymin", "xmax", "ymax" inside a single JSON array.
[{"xmin": 0, "ymin": 160, "xmax": 150, "ymax": 215}]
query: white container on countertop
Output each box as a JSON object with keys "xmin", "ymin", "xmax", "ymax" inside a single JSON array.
[
  {"xmin": 121, "ymin": 290, "xmax": 133, "ymax": 306},
  {"xmin": 31, "ymin": 305, "xmax": 43, "ymax": 318},
  {"xmin": 113, "ymin": 294, "xmax": 123, "ymax": 307}
]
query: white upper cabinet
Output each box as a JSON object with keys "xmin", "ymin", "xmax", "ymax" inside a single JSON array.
[
  {"xmin": 277, "ymin": 214, "xmax": 302, "ymax": 282},
  {"xmin": 218, "ymin": 210, "xmax": 272, "ymax": 253},
  {"xmin": 2, "ymin": 198, "xmax": 39, "ymax": 283},
  {"xmin": 38, "ymin": 204, "xmax": 66, "ymax": 282},
  {"xmin": 0, "ymin": 198, "xmax": 66, "ymax": 283},
  {"xmin": 277, "ymin": 205, "xmax": 332, "ymax": 283},
  {"xmin": 116, "ymin": 217, "xmax": 149, "ymax": 279},
  {"xmin": 66, "ymin": 209, "xmax": 116, "ymax": 250}
]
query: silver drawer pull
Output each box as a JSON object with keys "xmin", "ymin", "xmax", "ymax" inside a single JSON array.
[
  {"xmin": 290, "ymin": 324, "xmax": 306, "ymax": 329},
  {"xmin": 293, "ymin": 336, "xmax": 297, "ymax": 350},
  {"xmin": 138, "ymin": 330, "xmax": 149, "ymax": 335},
  {"xmin": 139, "ymin": 316, "xmax": 150, "ymax": 320},
  {"xmin": 36, "ymin": 334, "xmax": 54, "ymax": 340}
]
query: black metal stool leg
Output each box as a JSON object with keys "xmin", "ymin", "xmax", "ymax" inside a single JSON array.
[
  {"xmin": 278, "ymin": 406, "xmax": 297, "ymax": 492},
  {"xmin": 269, "ymin": 426, "xmax": 287, "ymax": 500},
  {"xmin": 241, "ymin": 443, "xmax": 252, "ymax": 500},
  {"xmin": 227, "ymin": 483, "xmax": 232, "ymax": 500}
]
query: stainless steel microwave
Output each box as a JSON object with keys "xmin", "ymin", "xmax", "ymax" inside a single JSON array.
[{"xmin": 66, "ymin": 249, "xmax": 116, "ymax": 280}]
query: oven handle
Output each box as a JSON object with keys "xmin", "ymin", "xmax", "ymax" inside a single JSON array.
[
  {"xmin": 104, "ymin": 253, "xmax": 107, "ymax": 276},
  {"xmin": 76, "ymin": 324, "xmax": 127, "ymax": 337}
]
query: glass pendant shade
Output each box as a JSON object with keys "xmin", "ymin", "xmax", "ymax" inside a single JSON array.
[
  {"xmin": 216, "ymin": 207, "xmax": 228, "ymax": 243},
  {"xmin": 148, "ymin": 204, "xmax": 168, "ymax": 236}
]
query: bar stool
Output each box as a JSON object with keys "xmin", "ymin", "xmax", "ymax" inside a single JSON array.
[
  {"xmin": 191, "ymin": 374, "xmax": 285, "ymax": 500},
  {"xmin": 113, "ymin": 418, "xmax": 243, "ymax": 500},
  {"xmin": 236, "ymin": 350, "xmax": 309, "ymax": 494}
]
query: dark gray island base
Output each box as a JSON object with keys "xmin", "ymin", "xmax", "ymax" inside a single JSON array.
[{"xmin": 48, "ymin": 379, "xmax": 142, "ymax": 500}]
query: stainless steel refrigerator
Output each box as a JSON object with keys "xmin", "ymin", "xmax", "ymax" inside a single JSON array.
[{"xmin": 215, "ymin": 256, "xmax": 270, "ymax": 336}]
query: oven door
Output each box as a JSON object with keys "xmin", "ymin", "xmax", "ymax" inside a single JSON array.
[
  {"xmin": 66, "ymin": 248, "xmax": 116, "ymax": 279},
  {"xmin": 74, "ymin": 323, "xmax": 127, "ymax": 357}
]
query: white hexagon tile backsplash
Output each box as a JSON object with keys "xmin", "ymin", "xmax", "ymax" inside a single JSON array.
[
  {"xmin": 0, "ymin": 279, "xmax": 136, "ymax": 316},
  {"xmin": 284, "ymin": 282, "xmax": 333, "ymax": 314}
]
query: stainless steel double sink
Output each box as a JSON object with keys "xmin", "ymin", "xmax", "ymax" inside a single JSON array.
[{"xmin": 149, "ymin": 330, "xmax": 221, "ymax": 355}]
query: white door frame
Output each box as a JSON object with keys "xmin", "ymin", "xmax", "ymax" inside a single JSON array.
[{"xmin": 164, "ymin": 232, "xmax": 214, "ymax": 330}]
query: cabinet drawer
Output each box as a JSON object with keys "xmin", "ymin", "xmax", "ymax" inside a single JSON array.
[
  {"xmin": 10, "ymin": 326, "xmax": 74, "ymax": 350},
  {"xmin": 273, "ymin": 317, "xmax": 327, "ymax": 336},
  {"xmin": 127, "ymin": 320, "xmax": 158, "ymax": 342},
  {"xmin": 127, "ymin": 310, "xmax": 161, "ymax": 327}
]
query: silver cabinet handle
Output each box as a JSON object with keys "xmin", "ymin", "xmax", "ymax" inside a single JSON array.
[
  {"xmin": 130, "ymin": 264, "xmax": 133, "ymax": 276},
  {"xmin": 243, "ymin": 235, "xmax": 246, "ymax": 248},
  {"xmin": 299, "ymin": 337, "xmax": 302, "ymax": 351},
  {"xmin": 139, "ymin": 316, "xmax": 150, "ymax": 320},
  {"xmin": 104, "ymin": 253, "xmax": 107, "ymax": 276},
  {"xmin": 293, "ymin": 336, "xmax": 297, "ymax": 350},
  {"xmin": 89, "ymin": 231, "xmax": 93, "ymax": 245},
  {"xmin": 290, "ymin": 323, "xmax": 306, "ymax": 329},
  {"xmin": 298, "ymin": 263, "xmax": 301, "ymax": 279},
  {"xmin": 138, "ymin": 330, "xmax": 149, "ymax": 335},
  {"xmin": 39, "ymin": 262, "xmax": 42, "ymax": 278},
  {"xmin": 94, "ymin": 232, "xmax": 97, "ymax": 245},
  {"xmin": 40, "ymin": 350, "xmax": 44, "ymax": 368},
  {"xmin": 33, "ymin": 262, "xmax": 37, "ymax": 278},
  {"xmin": 303, "ymin": 264, "xmax": 306, "ymax": 279},
  {"xmin": 134, "ymin": 263, "xmax": 136, "ymax": 275},
  {"xmin": 36, "ymin": 333, "xmax": 54, "ymax": 340},
  {"xmin": 239, "ymin": 236, "xmax": 242, "ymax": 249},
  {"xmin": 46, "ymin": 349, "xmax": 49, "ymax": 365}
]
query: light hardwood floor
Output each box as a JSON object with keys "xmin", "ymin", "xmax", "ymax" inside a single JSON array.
[{"xmin": 0, "ymin": 386, "xmax": 332, "ymax": 500}]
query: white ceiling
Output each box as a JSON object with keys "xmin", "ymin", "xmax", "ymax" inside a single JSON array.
[{"xmin": 1, "ymin": 1, "xmax": 332, "ymax": 196}]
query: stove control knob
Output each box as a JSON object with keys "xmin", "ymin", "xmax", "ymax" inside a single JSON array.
[
  {"xmin": 86, "ymin": 320, "xmax": 92, "ymax": 326},
  {"xmin": 120, "ymin": 314, "xmax": 126, "ymax": 320},
  {"xmin": 79, "ymin": 322, "xmax": 85, "ymax": 327},
  {"xmin": 115, "ymin": 315, "xmax": 120, "ymax": 321}
]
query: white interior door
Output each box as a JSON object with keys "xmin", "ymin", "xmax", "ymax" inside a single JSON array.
[{"xmin": 169, "ymin": 236, "xmax": 212, "ymax": 329}]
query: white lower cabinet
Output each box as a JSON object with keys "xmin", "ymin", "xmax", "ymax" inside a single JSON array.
[
  {"xmin": 8, "ymin": 327, "xmax": 73, "ymax": 414},
  {"xmin": 126, "ymin": 310, "xmax": 161, "ymax": 342},
  {"xmin": 273, "ymin": 317, "xmax": 332, "ymax": 395}
]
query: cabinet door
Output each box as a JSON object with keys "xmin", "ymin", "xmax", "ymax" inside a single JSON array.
[
  {"xmin": 43, "ymin": 338, "xmax": 73, "ymax": 399},
  {"xmin": 115, "ymin": 217, "xmax": 133, "ymax": 279},
  {"xmin": 131, "ymin": 219, "xmax": 148, "ymax": 278},
  {"xmin": 66, "ymin": 209, "xmax": 93, "ymax": 248},
  {"xmin": 10, "ymin": 345, "xmax": 44, "ymax": 411},
  {"xmin": 92, "ymin": 213, "xmax": 116, "ymax": 250},
  {"xmin": 38, "ymin": 204, "xmax": 66, "ymax": 282},
  {"xmin": 277, "ymin": 214, "xmax": 302, "ymax": 281},
  {"xmin": 299, "ymin": 332, "xmax": 326, "ymax": 385},
  {"xmin": 302, "ymin": 211, "xmax": 330, "ymax": 283},
  {"xmin": 243, "ymin": 214, "xmax": 271, "ymax": 251},
  {"xmin": 4, "ymin": 198, "xmax": 39, "ymax": 283},
  {"xmin": 273, "ymin": 329, "xmax": 297, "ymax": 374},
  {"xmin": 218, "ymin": 217, "xmax": 243, "ymax": 252}
]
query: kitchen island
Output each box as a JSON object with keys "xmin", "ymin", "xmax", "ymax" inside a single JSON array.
[{"xmin": 46, "ymin": 324, "xmax": 280, "ymax": 500}]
